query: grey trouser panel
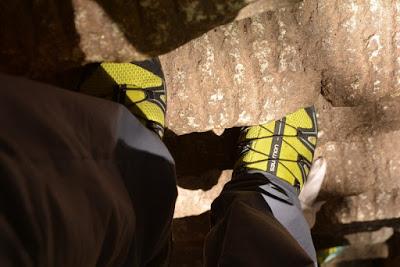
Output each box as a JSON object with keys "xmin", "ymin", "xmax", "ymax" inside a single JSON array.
[
  {"xmin": 0, "ymin": 73, "xmax": 316, "ymax": 266},
  {"xmin": 204, "ymin": 171, "xmax": 317, "ymax": 267},
  {"xmin": 259, "ymin": 172, "xmax": 317, "ymax": 264}
]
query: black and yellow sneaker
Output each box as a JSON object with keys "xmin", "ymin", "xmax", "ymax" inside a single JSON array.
[
  {"xmin": 234, "ymin": 106, "xmax": 318, "ymax": 191},
  {"xmin": 79, "ymin": 58, "xmax": 167, "ymax": 138}
]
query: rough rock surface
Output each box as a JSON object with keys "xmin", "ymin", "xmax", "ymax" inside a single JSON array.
[
  {"xmin": 163, "ymin": 1, "xmax": 400, "ymax": 265},
  {"xmin": 170, "ymin": 95, "xmax": 400, "ymax": 216},
  {"xmin": 237, "ymin": 0, "xmax": 302, "ymax": 20},
  {"xmin": 319, "ymin": 228, "xmax": 393, "ymax": 265},
  {"xmin": 2, "ymin": 0, "xmax": 400, "ymax": 265},
  {"xmin": 161, "ymin": 8, "xmax": 321, "ymax": 134},
  {"xmin": 0, "ymin": 0, "xmax": 299, "ymax": 79},
  {"xmin": 312, "ymin": 95, "xmax": 400, "ymax": 249},
  {"xmin": 167, "ymin": 95, "xmax": 400, "ymax": 265},
  {"xmin": 316, "ymin": 95, "xmax": 400, "ymax": 197},
  {"xmin": 162, "ymin": 0, "xmax": 400, "ymax": 134}
]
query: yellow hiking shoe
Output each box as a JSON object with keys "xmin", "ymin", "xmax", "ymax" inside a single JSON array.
[
  {"xmin": 79, "ymin": 58, "xmax": 167, "ymax": 138},
  {"xmin": 234, "ymin": 106, "xmax": 318, "ymax": 191}
]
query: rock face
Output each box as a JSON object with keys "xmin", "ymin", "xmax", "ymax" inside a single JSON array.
[
  {"xmin": 0, "ymin": 0, "xmax": 299, "ymax": 79},
  {"xmin": 316, "ymin": 95, "xmax": 400, "ymax": 198},
  {"xmin": 162, "ymin": 0, "xmax": 400, "ymax": 134},
  {"xmin": 312, "ymin": 95, "xmax": 400, "ymax": 246},
  {"xmin": 237, "ymin": 0, "xmax": 302, "ymax": 20},
  {"xmin": 161, "ymin": 9, "xmax": 321, "ymax": 134},
  {"xmin": 321, "ymin": 228, "xmax": 394, "ymax": 265},
  {"xmin": 169, "ymin": 95, "xmax": 400, "ymax": 218},
  {"xmin": 315, "ymin": 0, "xmax": 400, "ymax": 106},
  {"xmin": 2, "ymin": 0, "xmax": 400, "ymax": 265},
  {"xmin": 167, "ymin": 95, "xmax": 400, "ymax": 265},
  {"xmin": 162, "ymin": 1, "xmax": 400, "ymax": 265}
]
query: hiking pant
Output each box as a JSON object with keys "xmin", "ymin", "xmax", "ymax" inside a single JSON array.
[{"xmin": 0, "ymin": 73, "xmax": 316, "ymax": 267}]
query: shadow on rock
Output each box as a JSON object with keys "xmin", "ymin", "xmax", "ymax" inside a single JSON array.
[
  {"xmin": 1, "ymin": 0, "xmax": 248, "ymax": 81},
  {"xmin": 0, "ymin": 0, "xmax": 85, "ymax": 79},
  {"xmin": 312, "ymin": 199, "xmax": 400, "ymax": 250},
  {"xmin": 94, "ymin": 0, "xmax": 247, "ymax": 56},
  {"xmin": 164, "ymin": 127, "xmax": 240, "ymax": 190}
]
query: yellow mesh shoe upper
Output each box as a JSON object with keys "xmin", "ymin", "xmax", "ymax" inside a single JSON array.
[
  {"xmin": 234, "ymin": 106, "xmax": 318, "ymax": 190},
  {"xmin": 80, "ymin": 60, "xmax": 166, "ymax": 138}
]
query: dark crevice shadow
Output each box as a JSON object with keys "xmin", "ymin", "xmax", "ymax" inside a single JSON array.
[
  {"xmin": 164, "ymin": 127, "xmax": 241, "ymax": 190},
  {"xmin": 165, "ymin": 128, "xmax": 242, "ymax": 266},
  {"xmin": 94, "ymin": 0, "xmax": 248, "ymax": 56},
  {"xmin": 0, "ymin": 0, "xmax": 85, "ymax": 81},
  {"xmin": 312, "ymin": 200, "xmax": 400, "ymax": 249}
]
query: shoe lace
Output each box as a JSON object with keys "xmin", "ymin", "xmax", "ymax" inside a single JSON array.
[{"xmin": 235, "ymin": 122, "xmax": 309, "ymax": 183}]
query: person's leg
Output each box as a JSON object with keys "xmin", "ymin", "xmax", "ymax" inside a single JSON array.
[
  {"xmin": 0, "ymin": 59, "xmax": 176, "ymax": 267},
  {"xmin": 204, "ymin": 107, "xmax": 318, "ymax": 267}
]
